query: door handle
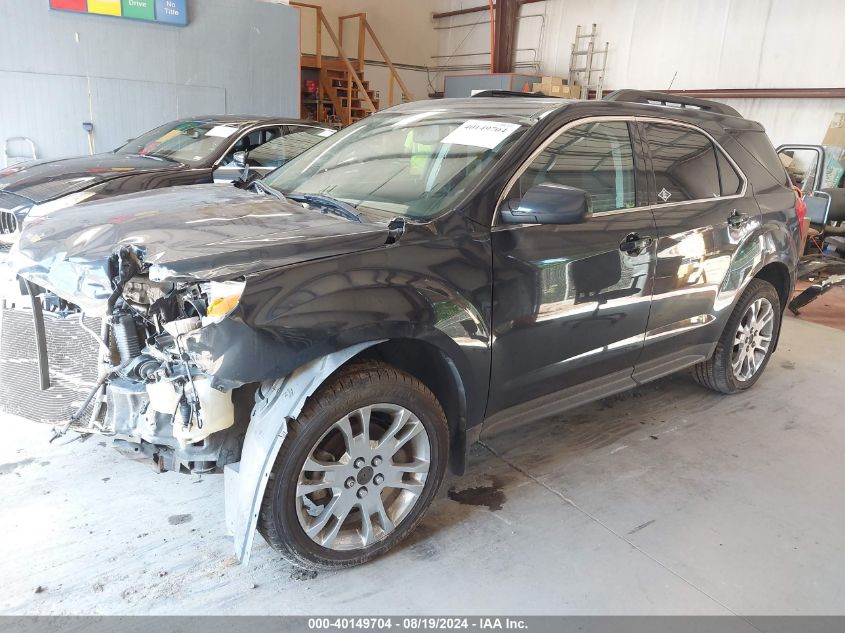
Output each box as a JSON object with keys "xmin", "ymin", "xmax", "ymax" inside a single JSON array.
[
  {"xmin": 619, "ymin": 233, "xmax": 653, "ymax": 255},
  {"xmin": 727, "ymin": 209, "xmax": 751, "ymax": 228}
]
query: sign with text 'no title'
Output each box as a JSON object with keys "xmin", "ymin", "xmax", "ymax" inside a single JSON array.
[{"xmin": 49, "ymin": 0, "xmax": 188, "ymax": 26}]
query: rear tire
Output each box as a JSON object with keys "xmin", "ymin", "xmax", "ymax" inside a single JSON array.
[
  {"xmin": 693, "ymin": 279, "xmax": 781, "ymax": 394},
  {"xmin": 257, "ymin": 360, "xmax": 448, "ymax": 571}
]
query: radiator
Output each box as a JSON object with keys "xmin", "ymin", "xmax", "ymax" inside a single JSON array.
[{"xmin": 0, "ymin": 307, "xmax": 101, "ymax": 425}]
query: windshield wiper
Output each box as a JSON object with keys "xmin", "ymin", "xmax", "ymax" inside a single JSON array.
[
  {"xmin": 121, "ymin": 152, "xmax": 176, "ymax": 163},
  {"xmin": 250, "ymin": 180, "xmax": 287, "ymax": 202},
  {"xmin": 286, "ymin": 192, "xmax": 363, "ymax": 224}
]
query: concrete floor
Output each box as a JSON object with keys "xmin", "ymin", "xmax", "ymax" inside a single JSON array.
[{"xmin": 1, "ymin": 316, "xmax": 843, "ymax": 616}]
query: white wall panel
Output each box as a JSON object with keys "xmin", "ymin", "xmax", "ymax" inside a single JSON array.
[
  {"xmin": 0, "ymin": 71, "xmax": 91, "ymax": 159},
  {"xmin": 87, "ymin": 78, "xmax": 226, "ymax": 153},
  {"xmin": 0, "ymin": 0, "xmax": 299, "ymax": 160},
  {"xmin": 434, "ymin": 0, "xmax": 845, "ymax": 144}
]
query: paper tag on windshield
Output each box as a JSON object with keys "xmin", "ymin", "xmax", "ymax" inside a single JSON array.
[
  {"xmin": 442, "ymin": 120, "xmax": 521, "ymax": 149},
  {"xmin": 206, "ymin": 125, "xmax": 238, "ymax": 139}
]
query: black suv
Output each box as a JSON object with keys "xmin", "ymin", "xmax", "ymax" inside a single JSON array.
[{"xmin": 11, "ymin": 90, "xmax": 800, "ymax": 570}]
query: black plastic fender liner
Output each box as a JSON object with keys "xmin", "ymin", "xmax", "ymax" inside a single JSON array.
[
  {"xmin": 23, "ymin": 280, "xmax": 50, "ymax": 391},
  {"xmin": 226, "ymin": 340, "xmax": 385, "ymax": 564}
]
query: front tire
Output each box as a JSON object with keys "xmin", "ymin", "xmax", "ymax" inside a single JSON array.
[
  {"xmin": 693, "ymin": 278, "xmax": 781, "ymax": 394},
  {"xmin": 257, "ymin": 360, "xmax": 448, "ymax": 571}
]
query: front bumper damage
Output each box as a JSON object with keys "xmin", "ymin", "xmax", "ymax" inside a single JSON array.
[
  {"xmin": 8, "ymin": 243, "xmax": 249, "ymax": 464},
  {"xmin": 9, "ymin": 242, "xmax": 386, "ymax": 562},
  {"xmin": 4, "ymin": 184, "xmax": 401, "ymax": 562}
]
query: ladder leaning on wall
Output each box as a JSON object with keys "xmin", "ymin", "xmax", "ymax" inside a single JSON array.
[{"xmin": 568, "ymin": 24, "xmax": 609, "ymax": 100}]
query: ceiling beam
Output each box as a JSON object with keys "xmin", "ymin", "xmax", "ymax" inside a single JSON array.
[{"xmin": 432, "ymin": 0, "xmax": 544, "ymax": 21}]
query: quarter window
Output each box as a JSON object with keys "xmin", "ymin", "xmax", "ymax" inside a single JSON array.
[
  {"xmin": 513, "ymin": 121, "xmax": 636, "ymax": 213},
  {"xmin": 716, "ymin": 149, "xmax": 742, "ymax": 196}
]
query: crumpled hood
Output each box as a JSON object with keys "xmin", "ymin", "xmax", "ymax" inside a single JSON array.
[
  {"xmin": 13, "ymin": 183, "xmax": 390, "ymax": 314},
  {"xmin": 0, "ymin": 154, "xmax": 184, "ymax": 203}
]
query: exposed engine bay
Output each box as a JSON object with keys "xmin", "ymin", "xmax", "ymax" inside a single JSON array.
[{"xmin": 29, "ymin": 245, "xmax": 250, "ymax": 474}]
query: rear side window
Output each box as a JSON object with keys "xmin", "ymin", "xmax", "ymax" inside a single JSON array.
[
  {"xmin": 514, "ymin": 121, "xmax": 636, "ymax": 213},
  {"xmin": 642, "ymin": 122, "xmax": 721, "ymax": 203}
]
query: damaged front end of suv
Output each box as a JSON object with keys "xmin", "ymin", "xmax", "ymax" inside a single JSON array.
[
  {"xmin": 27, "ymin": 243, "xmax": 252, "ymax": 473},
  {"xmin": 9, "ymin": 183, "xmax": 398, "ymax": 562}
]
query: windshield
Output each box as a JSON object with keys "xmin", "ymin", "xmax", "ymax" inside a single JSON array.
[
  {"xmin": 116, "ymin": 120, "xmax": 245, "ymax": 166},
  {"xmin": 263, "ymin": 112, "xmax": 528, "ymax": 220}
]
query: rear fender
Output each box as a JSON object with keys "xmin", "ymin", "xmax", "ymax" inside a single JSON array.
[
  {"xmin": 225, "ymin": 340, "xmax": 384, "ymax": 564},
  {"xmin": 710, "ymin": 220, "xmax": 797, "ymax": 351}
]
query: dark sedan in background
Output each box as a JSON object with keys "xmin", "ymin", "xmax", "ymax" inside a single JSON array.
[{"xmin": 0, "ymin": 116, "xmax": 335, "ymax": 252}]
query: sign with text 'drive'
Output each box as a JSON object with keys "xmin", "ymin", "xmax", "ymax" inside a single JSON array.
[{"xmin": 49, "ymin": 0, "xmax": 188, "ymax": 26}]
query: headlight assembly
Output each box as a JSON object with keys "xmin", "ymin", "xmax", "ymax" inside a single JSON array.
[{"xmin": 203, "ymin": 280, "xmax": 246, "ymax": 324}]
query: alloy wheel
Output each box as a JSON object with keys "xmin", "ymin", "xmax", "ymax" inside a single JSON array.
[
  {"xmin": 295, "ymin": 403, "xmax": 431, "ymax": 551},
  {"xmin": 731, "ymin": 297, "xmax": 774, "ymax": 381}
]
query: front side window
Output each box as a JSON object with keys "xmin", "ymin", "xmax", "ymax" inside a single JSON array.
[
  {"xmin": 219, "ymin": 127, "xmax": 281, "ymax": 167},
  {"xmin": 643, "ymin": 123, "xmax": 722, "ymax": 203},
  {"xmin": 512, "ymin": 121, "xmax": 637, "ymax": 213},
  {"xmin": 247, "ymin": 126, "xmax": 335, "ymax": 168},
  {"xmin": 263, "ymin": 113, "xmax": 528, "ymax": 220}
]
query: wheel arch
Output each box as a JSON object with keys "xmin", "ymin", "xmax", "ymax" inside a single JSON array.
[
  {"xmin": 226, "ymin": 336, "xmax": 474, "ymax": 564},
  {"xmin": 753, "ymin": 260, "xmax": 791, "ymax": 312},
  {"xmin": 354, "ymin": 338, "xmax": 470, "ymax": 476}
]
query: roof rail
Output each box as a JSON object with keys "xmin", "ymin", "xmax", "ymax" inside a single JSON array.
[
  {"xmin": 469, "ymin": 90, "xmax": 550, "ymax": 99},
  {"xmin": 603, "ymin": 89, "xmax": 742, "ymax": 118}
]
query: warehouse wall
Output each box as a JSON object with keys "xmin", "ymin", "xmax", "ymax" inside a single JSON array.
[
  {"xmin": 434, "ymin": 0, "xmax": 845, "ymax": 147},
  {"xmin": 297, "ymin": 0, "xmax": 438, "ymax": 105},
  {"xmin": 0, "ymin": 0, "xmax": 300, "ymax": 160}
]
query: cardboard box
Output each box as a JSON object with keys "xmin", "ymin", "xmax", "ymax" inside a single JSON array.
[
  {"xmin": 542, "ymin": 76, "xmax": 564, "ymax": 86},
  {"xmin": 551, "ymin": 84, "xmax": 581, "ymax": 98},
  {"xmin": 822, "ymin": 112, "xmax": 845, "ymax": 148},
  {"xmin": 531, "ymin": 81, "xmax": 580, "ymax": 98}
]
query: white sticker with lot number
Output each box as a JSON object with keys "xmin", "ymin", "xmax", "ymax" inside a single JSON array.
[
  {"xmin": 205, "ymin": 125, "xmax": 239, "ymax": 138},
  {"xmin": 442, "ymin": 119, "xmax": 521, "ymax": 149}
]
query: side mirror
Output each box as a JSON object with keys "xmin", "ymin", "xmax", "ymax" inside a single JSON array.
[
  {"xmin": 500, "ymin": 183, "xmax": 592, "ymax": 225},
  {"xmin": 232, "ymin": 151, "xmax": 248, "ymax": 169}
]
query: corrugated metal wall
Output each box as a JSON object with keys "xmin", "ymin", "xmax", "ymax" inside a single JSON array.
[
  {"xmin": 0, "ymin": 0, "xmax": 300, "ymax": 160},
  {"xmin": 434, "ymin": 0, "xmax": 845, "ymax": 146}
]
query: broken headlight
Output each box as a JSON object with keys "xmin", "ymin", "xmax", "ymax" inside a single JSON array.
[{"xmin": 203, "ymin": 280, "xmax": 246, "ymax": 324}]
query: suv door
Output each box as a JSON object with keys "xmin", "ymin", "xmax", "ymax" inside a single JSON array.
[
  {"xmin": 488, "ymin": 119, "xmax": 657, "ymax": 418},
  {"xmin": 633, "ymin": 120, "xmax": 760, "ymax": 382},
  {"xmin": 776, "ymin": 144, "xmax": 833, "ymax": 227}
]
